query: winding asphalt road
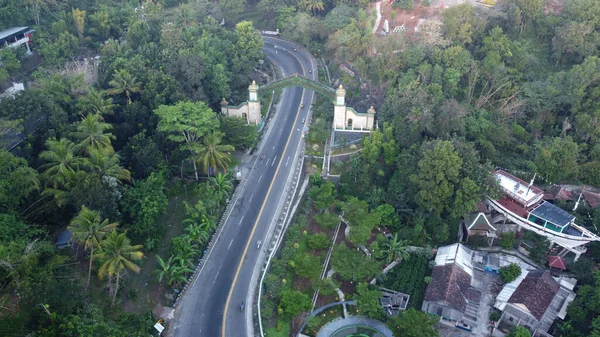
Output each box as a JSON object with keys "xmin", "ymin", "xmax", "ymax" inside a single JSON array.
[{"xmin": 169, "ymin": 37, "xmax": 316, "ymax": 337}]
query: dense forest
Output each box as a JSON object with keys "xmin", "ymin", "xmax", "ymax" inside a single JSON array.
[
  {"xmin": 0, "ymin": 0, "xmax": 262, "ymax": 335},
  {"xmin": 1, "ymin": 0, "xmax": 600, "ymax": 336}
]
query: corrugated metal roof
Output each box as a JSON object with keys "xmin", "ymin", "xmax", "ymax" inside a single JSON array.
[
  {"xmin": 434, "ymin": 243, "xmax": 473, "ymax": 277},
  {"xmin": 0, "ymin": 27, "xmax": 29, "ymax": 40}
]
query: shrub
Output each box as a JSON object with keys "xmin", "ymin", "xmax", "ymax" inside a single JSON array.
[
  {"xmin": 499, "ymin": 263, "xmax": 521, "ymax": 283},
  {"xmin": 307, "ymin": 233, "xmax": 330, "ymax": 250},
  {"xmin": 500, "ymin": 232, "xmax": 516, "ymax": 249}
]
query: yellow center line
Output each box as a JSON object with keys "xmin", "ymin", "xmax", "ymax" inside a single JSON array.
[{"xmin": 222, "ymin": 41, "xmax": 308, "ymax": 337}]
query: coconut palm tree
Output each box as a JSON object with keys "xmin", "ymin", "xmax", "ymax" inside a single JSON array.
[
  {"xmin": 107, "ymin": 69, "xmax": 142, "ymax": 104},
  {"xmin": 83, "ymin": 147, "xmax": 131, "ymax": 183},
  {"xmin": 96, "ymin": 231, "xmax": 144, "ymax": 305},
  {"xmin": 68, "ymin": 206, "xmax": 118, "ymax": 290},
  {"xmin": 86, "ymin": 89, "xmax": 115, "ymax": 116},
  {"xmin": 194, "ymin": 132, "xmax": 234, "ymax": 177},
  {"xmin": 70, "ymin": 113, "xmax": 115, "ymax": 153},
  {"xmin": 177, "ymin": 3, "xmax": 196, "ymax": 29},
  {"xmin": 39, "ymin": 138, "xmax": 81, "ymax": 188},
  {"xmin": 382, "ymin": 233, "xmax": 409, "ymax": 264},
  {"xmin": 300, "ymin": 0, "xmax": 324, "ymax": 15}
]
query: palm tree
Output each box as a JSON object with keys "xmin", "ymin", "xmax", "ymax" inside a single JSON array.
[
  {"xmin": 107, "ymin": 69, "xmax": 142, "ymax": 104},
  {"xmin": 194, "ymin": 132, "xmax": 234, "ymax": 176},
  {"xmin": 84, "ymin": 147, "xmax": 131, "ymax": 183},
  {"xmin": 300, "ymin": 0, "xmax": 324, "ymax": 16},
  {"xmin": 70, "ymin": 113, "xmax": 115, "ymax": 153},
  {"xmin": 153, "ymin": 255, "xmax": 174, "ymax": 284},
  {"xmin": 39, "ymin": 138, "xmax": 81, "ymax": 188},
  {"xmin": 96, "ymin": 231, "xmax": 144, "ymax": 305},
  {"xmin": 210, "ymin": 173, "xmax": 233, "ymax": 206},
  {"xmin": 177, "ymin": 3, "xmax": 196, "ymax": 29},
  {"xmin": 68, "ymin": 206, "xmax": 118, "ymax": 290},
  {"xmin": 382, "ymin": 233, "xmax": 409, "ymax": 264},
  {"xmin": 86, "ymin": 89, "xmax": 115, "ymax": 116}
]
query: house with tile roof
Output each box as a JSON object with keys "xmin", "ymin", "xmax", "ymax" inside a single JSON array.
[
  {"xmin": 493, "ymin": 270, "xmax": 577, "ymax": 334},
  {"xmin": 461, "ymin": 212, "xmax": 497, "ymax": 245},
  {"xmin": 421, "ymin": 244, "xmax": 481, "ymax": 328}
]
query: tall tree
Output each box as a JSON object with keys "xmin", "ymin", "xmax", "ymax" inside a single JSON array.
[
  {"xmin": 194, "ymin": 131, "xmax": 234, "ymax": 177},
  {"xmin": 70, "ymin": 113, "xmax": 115, "ymax": 153},
  {"xmin": 96, "ymin": 230, "xmax": 144, "ymax": 305},
  {"xmin": 83, "ymin": 147, "xmax": 131, "ymax": 183},
  {"xmin": 39, "ymin": 138, "xmax": 81, "ymax": 189},
  {"xmin": 68, "ymin": 206, "xmax": 118, "ymax": 290},
  {"xmin": 0, "ymin": 150, "xmax": 39, "ymax": 213},
  {"xmin": 154, "ymin": 101, "xmax": 220, "ymax": 180},
  {"xmin": 233, "ymin": 21, "xmax": 264, "ymax": 76},
  {"xmin": 390, "ymin": 308, "xmax": 439, "ymax": 337},
  {"xmin": 107, "ymin": 70, "xmax": 142, "ymax": 104},
  {"xmin": 84, "ymin": 89, "xmax": 115, "ymax": 116},
  {"xmin": 300, "ymin": 0, "xmax": 325, "ymax": 16}
]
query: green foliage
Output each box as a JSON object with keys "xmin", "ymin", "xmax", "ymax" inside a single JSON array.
[
  {"xmin": 306, "ymin": 232, "xmax": 330, "ymax": 250},
  {"xmin": 121, "ymin": 172, "xmax": 168, "ymax": 246},
  {"xmin": 0, "ymin": 149, "xmax": 39, "ymax": 212},
  {"xmin": 506, "ymin": 326, "xmax": 532, "ymax": 337},
  {"xmin": 394, "ymin": 0, "xmax": 414, "ymax": 11},
  {"xmin": 342, "ymin": 197, "xmax": 382, "ymax": 246},
  {"xmin": 500, "ymin": 232, "xmax": 516, "ymax": 250},
  {"xmin": 534, "ymin": 137, "xmax": 580, "ymax": 183},
  {"xmin": 279, "ymin": 290, "xmax": 312, "ymax": 318},
  {"xmin": 331, "ymin": 243, "xmax": 381, "ymax": 282},
  {"xmin": 499, "ymin": 263, "xmax": 522, "ymax": 283},
  {"xmin": 220, "ymin": 116, "xmax": 258, "ymax": 150},
  {"xmin": 355, "ymin": 283, "xmax": 384, "ymax": 320},
  {"xmin": 381, "ymin": 253, "xmax": 432, "ymax": 308},
  {"xmin": 410, "ymin": 140, "xmax": 481, "ymax": 218},
  {"xmin": 121, "ymin": 132, "xmax": 167, "ymax": 179},
  {"xmin": 388, "ymin": 308, "xmax": 439, "ymax": 337},
  {"xmin": 314, "ymin": 211, "xmax": 339, "ymax": 229},
  {"xmin": 308, "ymin": 181, "xmax": 336, "ymax": 211},
  {"xmin": 291, "ymin": 252, "xmax": 321, "ymax": 280}
]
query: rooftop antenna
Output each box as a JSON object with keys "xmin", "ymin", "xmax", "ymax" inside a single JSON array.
[
  {"xmin": 525, "ymin": 172, "xmax": 536, "ymax": 196},
  {"xmin": 573, "ymin": 187, "xmax": 584, "ymax": 212}
]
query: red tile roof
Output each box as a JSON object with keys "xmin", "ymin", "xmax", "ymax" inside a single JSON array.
[
  {"xmin": 548, "ymin": 256, "xmax": 567, "ymax": 270},
  {"xmin": 509, "ymin": 270, "xmax": 559, "ymax": 320},
  {"xmin": 583, "ymin": 190, "xmax": 600, "ymax": 208},
  {"xmin": 544, "ymin": 185, "xmax": 574, "ymax": 201},
  {"xmin": 424, "ymin": 264, "xmax": 479, "ymax": 312}
]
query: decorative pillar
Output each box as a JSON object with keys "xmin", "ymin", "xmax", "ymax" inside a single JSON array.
[
  {"xmin": 220, "ymin": 98, "xmax": 229, "ymax": 116},
  {"xmin": 367, "ymin": 106, "xmax": 376, "ymax": 129},
  {"xmin": 247, "ymin": 80, "xmax": 261, "ymax": 125},
  {"xmin": 333, "ymin": 85, "xmax": 347, "ymax": 130}
]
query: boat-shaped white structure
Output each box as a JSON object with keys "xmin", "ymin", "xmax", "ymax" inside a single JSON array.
[{"xmin": 486, "ymin": 170, "xmax": 600, "ymax": 260}]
